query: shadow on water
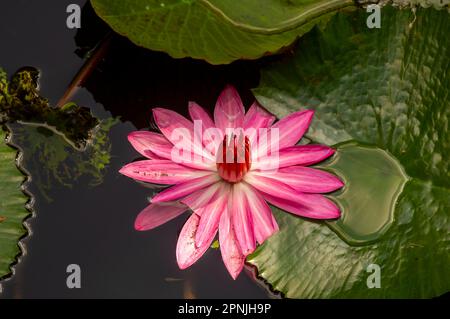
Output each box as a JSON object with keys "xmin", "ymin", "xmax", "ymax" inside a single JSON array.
[{"xmin": 0, "ymin": 0, "xmax": 274, "ymax": 298}]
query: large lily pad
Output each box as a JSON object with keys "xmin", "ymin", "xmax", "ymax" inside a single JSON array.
[
  {"xmin": 0, "ymin": 130, "xmax": 29, "ymax": 279},
  {"xmin": 248, "ymin": 6, "xmax": 450, "ymax": 298},
  {"xmin": 91, "ymin": 0, "xmax": 355, "ymax": 64}
]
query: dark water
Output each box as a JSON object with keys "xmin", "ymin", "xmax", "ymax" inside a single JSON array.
[{"xmin": 0, "ymin": 0, "xmax": 272, "ymax": 298}]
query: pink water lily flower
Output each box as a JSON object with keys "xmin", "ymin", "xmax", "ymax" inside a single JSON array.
[{"xmin": 120, "ymin": 85, "xmax": 343, "ymax": 279}]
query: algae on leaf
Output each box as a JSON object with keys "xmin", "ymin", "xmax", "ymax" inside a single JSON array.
[{"xmin": 0, "ymin": 67, "xmax": 99, "ymax": 149}]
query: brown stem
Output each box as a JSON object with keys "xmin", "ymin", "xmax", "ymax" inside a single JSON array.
[{"xmin": 56, "ymin": 33, "xmax": 113, "ymax": 108}]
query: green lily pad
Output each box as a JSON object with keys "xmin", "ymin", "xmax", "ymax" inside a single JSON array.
[
  {"xmin": 248, "ymin": 6, "xmax": 450, "ymax": 298},
  {"xmin": 91, "ymin": 0, "xmax": 355, "ymax": 64},
  {"xmin": 0, "ymin": 130, "xmax": 30, "ymax": 279}
]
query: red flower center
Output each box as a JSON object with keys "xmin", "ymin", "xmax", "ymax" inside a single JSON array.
[{"xmin": 216, "ymin": 134, "xmax": 251, "ymax": 183}]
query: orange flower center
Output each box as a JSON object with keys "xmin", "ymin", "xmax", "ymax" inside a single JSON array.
[{"xmin": 216, "ymin": 134, "xmax": 251, "ymax": 183}]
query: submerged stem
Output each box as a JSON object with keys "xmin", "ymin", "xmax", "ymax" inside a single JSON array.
[{"xmin": 57, "ymin": 33, "xmax": 113, "ymax": 108}]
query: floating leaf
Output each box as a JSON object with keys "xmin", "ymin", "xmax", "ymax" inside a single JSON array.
[
  {"xmin": 248, "ymin": 6, "xmax": 450, "ymax": 298},
  {"xmin": 91, "ymin": 0, "xmax": 355, "ymax": 64},
  {"xmin": 0, "ymin": 129, "xmax": 29, "ymax": 279}
]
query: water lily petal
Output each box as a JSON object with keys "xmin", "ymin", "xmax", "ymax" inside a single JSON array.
[
  {"xmin": 195, "ymin": 184, "xmax": 230, "ymax": 247},
  {"xmin": 119, "ymin": 160, "xmax": 208, "ymax": 184},
  {"xmin": 176, "ymin": 213, "xmax": 214, "ymax": 269},
  {"xmin": 231, "ymin": 183, "xmax": 256, "ymax": 256},
  {"xmin": 252, "ymin": 166, "xmax": 344, "ymax": 193},
  {"xmin": 273, "ymin": 110, "xmax": 314, "ymax": 149},
  {"xmin": 153, "ymin": 107, "xmax": 193, "ymax": 142},
  {"xmin": 242, "ymin": 183, "xmax": 278, "ymax": 244},
  {"xmin": 128, "ymin": 131, "xmax": 173, "ymax": 159},
  {"xmin": 243, "ymin": 102, "xmax": 276, "ymax": 130},
  {"xmin": 243, "ymin": 102, "xmax": 276, "ymax": 146},
  {"xmin": 189, "ymin": 101, "xmax": 215, "ymax": 129},
  {"xmin": 219, "ymin": 206, "xmax": 245, "ymax": 280},
  {"xmin": 189, "ymin": 101, "xmax": 223, "ymax": 158},
  {"xmin": 253, "ymin": 145, "xmax": 335, "ymax": 170},
  {"xmin": 128, "ymin": 130, "xmax": 217, "ymax": 170},
  {"xmin": 180, "ymin": 182, "xmax": 223, "ymax": 211},
  {"xmin": 134, "ymin": 202, "xmax": 187, "ymax": 231},
  {"xmin": 258, "ymin": 110, "xmax": 314, "ymax": 157},
  {"xmin": 153, "ymin": 108, "xmax": 215, "ymax": 164},
  {"xmin": 262, "ymin": 191, "xmax": 340, "ymax": 220},
  {"xmin": 143, "ymin": 150, "xmax": 164, "ymax": 160},
  {"xmin": 245, "ymin": 172, "xmax": 340, "ymax": 219},
  {"xmin": 152, "ymin": 174, "xmax": 220, "ymax": 202},
  {"xmin": 244, "ymin": 102, "xmax": 275, "ymax": 138},
  {"xmin": 214, "ymin": 85, "xmax": 245, "ymax": 132}
]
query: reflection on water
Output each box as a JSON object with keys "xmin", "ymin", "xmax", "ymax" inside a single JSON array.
[{"xmin": 7, "ymin": 118, "xmax": 116, "ymax": 202}]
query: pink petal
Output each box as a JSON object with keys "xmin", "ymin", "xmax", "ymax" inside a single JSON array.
[
  {"xmin": 230, "ymin": 183, "xmax": 256, "ymax": 256},
  {"xmin": 180, "ymin": 182, "xmax": 223, "ymax": 211},
  {"xmin": 262, "ymin": 191, "xmax": 340, "ymax": 220},
  {"xmin": 245, "ymin": 173, "xmax": 340, "ymax": 219},
  {"xmin": 189, "ymin": 102, "xmax": 222, "ymax": 157},
  {"xmin": 252, "ymin": 166, "xmax": 344, "ymax": 193},
  {"xmin": 214, "ymin": 85, "xmax": 245, "ymax": 132},
  {"xmin": 243, "ymin": 102, "xmax": 276, "ymax": 145},
  {"xmin": 243, "ymin": 102, "xmax": 276, "ymax": 130},
  {"xmin": 153, "ymin": 108, "xmax": 193, "ymax": 143},
  {"xmin": 119, "ymin": 160, "xmax": 209, "ymax": 184},
  {"xmin": 273, "ymin": 110, "xmax": 314, "ymax": 149},
  {"xmin": 128, "ymin": 131, "xmax": 173, "ymax": 159},
  {"xmin": 176, "ymin": 213, "xmax": 214, "ymax": 269},
  {"xmin": 189, "ymin": 102, "xmax": 215, "ymax": 130},
  {"xmin": 143, "ymin": 150, "xmax": 164, "ymax": 160},
  {"xmin": 134, "ymin": 202, "xmax": 187, "ymax": 231},
  {"xmin": 202, "ymin": 127, "xmax": 224, "ymax": 158},
  {"xmin": 241, "ymin": 183, "xmax": 279, "ymax": 244},
  {"xmin": 253, "ymin": 145, "xmax": 335, "ymax": 170},
  {"xmin": 195, "ymin": 184, "xmax": 230, "ymax": 247},
  {"xmin": 219, "ymin": 206, "xmax": 245, "ymax": 280},
  {"xmin": 153, "ymin": 108, "xmax": 215, "ymax": 164},
  {"xmin": 128, "ymin": 130, "xmax": 212, "ymax": 171},
  {"xmin": 152, "ymin": 174, "xmax": 220, "ymax": 203}
]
